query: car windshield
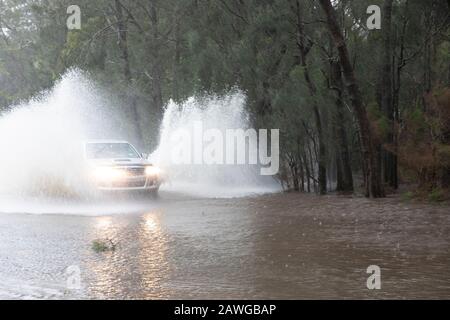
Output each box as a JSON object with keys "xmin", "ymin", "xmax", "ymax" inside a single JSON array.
[{"xmin": 86, "ymin": 143, "xmax": 140, "ymax": 159}]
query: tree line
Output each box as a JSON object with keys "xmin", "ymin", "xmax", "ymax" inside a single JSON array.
[{"xmin": 0, "ymin": 0, "xmax": 449, "ymax": 198}]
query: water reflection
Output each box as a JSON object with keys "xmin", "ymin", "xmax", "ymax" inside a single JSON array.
[
  {"xmin": 2, "ymin": 193, "xmax": 448, "ymax": 299},
  {"xmin": 136, "ymin": 212, "xmax": 171, "ymax": 298},
  {"xmin": 85, "ymin": 211, "xmax": 171, "ymax": 299},
  {"xmin": 95, "ymin": 216, "xmax": 112, "ymax": 229},
  {"xmin": 87, "ymin": 215, "xmax": 125, "ymax": 299},
  {"xmin": 143, "ymin": 214, "xmax": 159, "ymax": 232}
]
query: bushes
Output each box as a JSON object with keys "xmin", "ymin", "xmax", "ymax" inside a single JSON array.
[
  {"xmin": 398, "ymin": 88, "xmax": 450, "ymax": 191},
  {"xmin": 428, "ymin": 187, "xmax": 448, "ymax": 203},
  {"xmin": 401, "ymin": 187, "xmax": 448, "ymax": 203}
]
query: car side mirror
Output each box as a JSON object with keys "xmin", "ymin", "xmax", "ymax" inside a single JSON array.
[{"xmin": 141, "ymin": 153, "xmax": 149, "ymax": 159}]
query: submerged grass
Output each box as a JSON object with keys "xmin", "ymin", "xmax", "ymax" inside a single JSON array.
[{"xmin": 91, "ymin": 239, "xmax": 116, "ymax": 253}]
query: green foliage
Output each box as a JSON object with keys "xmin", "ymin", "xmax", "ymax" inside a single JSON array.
[
  {"xmin": 92, "ymin": 239, "xmax": 116, "ymax": 253},
  {"xmin": 428, "ymin": 188, "xmax": 447, "ymax": 203},
  {"xmin": 0, "ymin": 0, "xmax": 449, "ymax": 194},
  {"xmin": 401, "ymin": 191, "xmax": 414, "ymax": 201}
]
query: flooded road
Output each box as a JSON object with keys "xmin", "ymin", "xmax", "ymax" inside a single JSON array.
[{"xmin": 0, "ymin": 192, "xmax": 449, "ymax": 299}]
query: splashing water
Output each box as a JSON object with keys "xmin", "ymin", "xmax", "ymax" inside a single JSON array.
[
  {"xmin": 150, "ymin": 93, "xmax": 281, "ymax": 198},
  {"xmin": 0, "ymin": 69, "xmax": 138, "ymax": 200},
  {"xmin": 0, "ymin": 70, "xmax": 279, "ymax": 215}
]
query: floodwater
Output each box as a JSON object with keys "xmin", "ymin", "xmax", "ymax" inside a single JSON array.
[{"xmin": 0, "ymin": 191, "xmax": 449, "ymax": 299}]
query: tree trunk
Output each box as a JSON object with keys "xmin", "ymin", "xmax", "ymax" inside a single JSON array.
[
  {"xmin": 290, "ymin": 159, "xmax": 300, "ymax": 191},
  {"xmin": 301, "ymin": 153, "xmax": 311, "ymax": 193},
  {"xmin": 115, "ymin": 0, "xmax": 131, "ymax": 81},
  {"xmin": 297, "ymin": 138, "xmax": 305, "ymax": 192},
  {"xmin": 172, "ymin": 5, "xmax": 181, "ymax": 101},
  {"xmin": 299, "ymin": 159, "xmax": 305, "ymax": 192},
  {"xmin": 306, "ymin": 140, "xmax": 316, "ymax": 192},
  {"xmin": 331, "ymin": 59, "xmax": 354, "ymax": 192},
  {"xmin": 294, "ymin": 0, "xmax": 327, "ymax": 194},
  {"xmin": 319, "ymin": 0, "xmax": 385, "ymax": 198},
  {"xmin": 114, "ymin": 0, "xmax": 143, "ymax": 147},
  {"xmin": 147, "ymin": 0, "xmax": 165, "ymax": 143},
  {"xmin": 379, "ymin": 0, "xmax": 398, "ymax": 189}
]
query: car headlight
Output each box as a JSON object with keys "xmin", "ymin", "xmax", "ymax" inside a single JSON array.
[
  {"xmin": 145, "ymin": 166, "xmax": 161, "ymax": 176},
  {"xmin": 92, "ymin": 167, "xmax": 126, "ymax": 181}
]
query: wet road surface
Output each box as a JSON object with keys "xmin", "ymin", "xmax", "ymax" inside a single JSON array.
[{"xmin": 0, "ymin": 192, "xmax": 449, "ymax": 299}]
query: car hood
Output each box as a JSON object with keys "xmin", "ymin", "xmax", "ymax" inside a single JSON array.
[{"xmin": 87, "ymin": 158, "xmax": 153, "ymax": 167}]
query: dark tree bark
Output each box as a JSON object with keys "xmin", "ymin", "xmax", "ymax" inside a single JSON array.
[
  {"xmin": 301, "ymin": 152, "xmax": 311, "ymax": 193},
  {"xmin": 336, "ymin": 151, "xmax": 344, "ymax": 191},
  {"xmin": 115, "ymin": 0, "xmax": 131, "ymax": 81},
  {"xmin": 114, "ymin": 0, "xmax": 143, "ymax": 147},
  {"xmin": 297, "ymin": 137, "xmax": 305, "ymax": 192},
  {"xmin": 305, "ymin": 138, "xmax": 317, "ymax": 192},
  {"xmin": 291, "ymin": 163, "xmax": 300, "ymax": 191},
  {"xmin": 172, "ymin": 5, "xmax": 181, "ymax": 101},
  {"xmin": 330, "ymin": 59, "xmax": 354, "ymax": 192},
  {"xmin": 299, "ymin": 160, "xmax": 305, "ymax": 192},
  {"xmin": 294, "ymin": 0, "xmax": 327, "ymax": 194},
  {"xmin": 392, "ymin": 3, "xmax": 410, "ymax": 190},
  {"xmin": 147, "ymin": 1, "xmax": 164, "ymax": 123},
  {"xmin": 318, "ymin": 0, "xmax": 385, "ymax": 198},
  {"xmin": 288, "ymin": 153, "xmax": 300, "ymax": 191},
  {"xmin": 379, "ymin": 0, "xmax": 398, "ymax": 189}
]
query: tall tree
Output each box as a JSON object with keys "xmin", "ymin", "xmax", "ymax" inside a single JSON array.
[
  {"xmin": 114, "ymin": 0, "xmax": 143, "ymax": 146},
  {"xmin": 318, "ymin": 0, "xmax": 385, "ymax": 197},
  {"xmin": 379, "ymin": 0, "xmax": 397, "ymax": 189},
  {"xmin": 293, "ymin": 0, "xmax": 327, "ymax": 194},
  {"xmin": 330, "ymin": 58, "xmax": 354, "ymax": 192}
]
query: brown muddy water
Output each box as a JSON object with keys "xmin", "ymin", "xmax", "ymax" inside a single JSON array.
[{"xmin": 0, "ymin": 191, "xmax": 449, "ymax": 299}]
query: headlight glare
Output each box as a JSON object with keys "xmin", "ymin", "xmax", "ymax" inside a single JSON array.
[
  {"xmin": 92, "ymin": 167, "xmax": 126, "ymax": 181},
  {"xmin": 145, "ymin": 166, "xmax": 161, "ymax": 176}
]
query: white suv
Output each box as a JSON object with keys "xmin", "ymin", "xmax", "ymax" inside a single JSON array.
[{"xmin": 84, "ymin": 140, "xmax": 161, "ymax": 194}]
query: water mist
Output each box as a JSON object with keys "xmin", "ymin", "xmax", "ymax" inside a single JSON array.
[
  {"xmin": 150, "ymin": 93, "xmax": 281, "ymax": 198},
  {"xmin": 0, "ymin": 70, "xmax": 280, "ymax": 215}
]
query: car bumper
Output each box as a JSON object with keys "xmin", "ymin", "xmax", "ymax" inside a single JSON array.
[
  {"xmin": 95, "ymin": 176, "xmax": 161, "ymax": 192},
  {"xmin": 97, "ymin": 185, "xmax": 160, "ymax": 191}
]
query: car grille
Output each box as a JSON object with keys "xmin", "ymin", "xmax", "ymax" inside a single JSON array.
[
  {"xmin": 111, "ymin": 178, "xmax": 147, "ymax": 188},
  {"xmin": 95, "ymin": 166, "xmax": 152, "ymax": 189},
  {"xmin": 123, "ymin": 167, "xmax": 145, "ymax": 176}
]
